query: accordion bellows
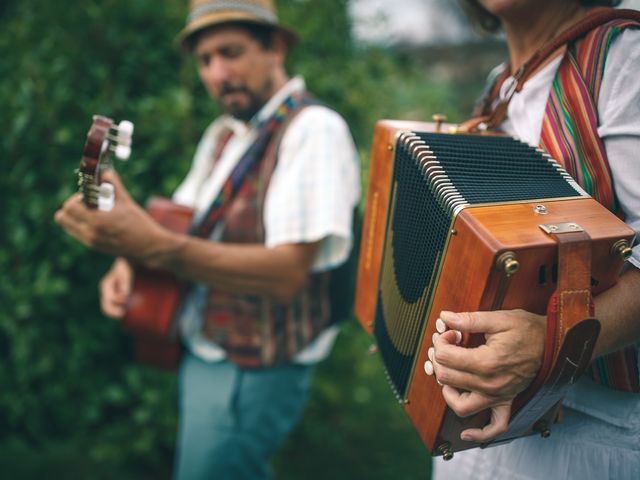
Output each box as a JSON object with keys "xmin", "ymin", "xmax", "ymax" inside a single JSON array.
[{"xmin": 355, "ymin": 120, "xmax": 634, "ymax": 458}]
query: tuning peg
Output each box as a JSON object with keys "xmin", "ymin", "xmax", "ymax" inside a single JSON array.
[
  {"xmin": 117, "ymin": 135, "xmax": 132, "ymax": 148},
  {"xmin": 113, "ymin": 144, "xmax": 131, "ymax": 160},
  {"xmin": 111, "ymin": 120, "xmax": 133, "ymax": 147},
  {"xmin": 97, "ymin": 182, "xmax": 115, "ymax": 212},
  {"xmin": 107, "ymin": 120, "xmax": 134, "ymax": 146},
  {"xmin": 117, "ymin": 120, "xmax": 134, "ymax": 138}
]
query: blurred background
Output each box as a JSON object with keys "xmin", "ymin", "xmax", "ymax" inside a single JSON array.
[{"xmin": 1, "ymin": 0, "xmax": 637, "ymax": 478}]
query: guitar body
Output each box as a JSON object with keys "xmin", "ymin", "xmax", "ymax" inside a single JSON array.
[{"xmin": 122, "ymin": 196, "xmax": 194, "ymax": 370}]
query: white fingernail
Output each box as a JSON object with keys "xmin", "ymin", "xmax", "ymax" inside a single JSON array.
[
  {"xmin": 428, "ymin": 347, "xmax": 434, "ymax": 362},
  {"xmin": 435, "ymin": 318, "xmax": 446, "ymax": 333},
  {"xmin": 423, "ymin": 360, "xmax": 434, "ymax": 375},
  {"xmin": 432, "ymin": 332, "xmax": 440, "ymax": 344},
  {"xmin": 454, "ymin": 330, "xmax": 462, "ymax": 344}
]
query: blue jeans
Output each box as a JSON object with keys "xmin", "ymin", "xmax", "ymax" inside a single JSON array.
[{"xmin": 174, "ymin": 352, "xmax": 313, "ymax": 480}]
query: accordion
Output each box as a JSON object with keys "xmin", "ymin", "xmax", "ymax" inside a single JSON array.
[{"xmin": 354, "ymin": 120, "xmax": 634, "ymax": 459}]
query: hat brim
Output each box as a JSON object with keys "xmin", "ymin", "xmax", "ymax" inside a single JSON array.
[{"xmin": 176, "ymin": 11, "xmax": 298, "ymax": 51}]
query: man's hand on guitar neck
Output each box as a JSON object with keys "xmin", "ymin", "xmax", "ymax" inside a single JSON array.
[
  {"xmin": 54, "ymin": 170, "xmax": 177, "ymax": 263},
  {"xmin": 55, "ymin": 167, "xmax": 324, "ymax": 302}
]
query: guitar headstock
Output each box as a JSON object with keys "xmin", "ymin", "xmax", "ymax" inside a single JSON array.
[{"xmin": 78, "ymin": 114, "xmax": 134, "ymax": 211}]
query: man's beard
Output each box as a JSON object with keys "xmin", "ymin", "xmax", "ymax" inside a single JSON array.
[{"xmin": 219, "ymin": 80, "xmax": 272, "ymax": 123}]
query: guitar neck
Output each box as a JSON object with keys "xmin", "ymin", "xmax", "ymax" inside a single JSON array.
[{"xmin": 77, "ymin": 114, "xmax": 133, "ymax": 210}]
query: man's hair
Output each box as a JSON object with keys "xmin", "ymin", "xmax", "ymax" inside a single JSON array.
[
  {"xmin": 185, "ymin": 21, "xmax": 276, "ymax": 51},
  {"xmin": 459, "ymin": 0, "xmax": 623, "ymax": 34}
]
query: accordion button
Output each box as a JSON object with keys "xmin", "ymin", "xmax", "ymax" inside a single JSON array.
[
  {"xmin": 436, "ymin": 318, "xmax": 447, "ymax": 333},
  {"xmin": 428, "ymin": 347, "xmax": 434, "ymax": 362},
  {"xmin": 432, "ymin": 332, "xmax": 440, "ymax": 344},
  {"xmin": 424, "ymin": 360, "xmax": 434, "ymax": 376}
]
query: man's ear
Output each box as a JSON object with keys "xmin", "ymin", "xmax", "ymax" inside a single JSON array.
[{"xmin": 270, "ymin": 31, "xmax": 288, "ymax": 66}]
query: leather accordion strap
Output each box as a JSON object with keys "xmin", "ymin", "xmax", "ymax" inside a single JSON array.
[
  {"xmin": 502, "ymin": 230, "xmax": 601, "ymax": 439},
  {"xmin": 459, "ymin": 7, "xmax": 640, "ymax": 132}
]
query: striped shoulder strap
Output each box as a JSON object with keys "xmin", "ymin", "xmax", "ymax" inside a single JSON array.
[
  {"xmin": 190, "ymin": 91, "xmax": 315, "ymax": 238},
  {"xmin": 540, "ymin": 17, "xmax": 640, "ymax": 392},
  {"xmin": 540, "ymin": 17, "xmax": 640, "ymax": 210}
]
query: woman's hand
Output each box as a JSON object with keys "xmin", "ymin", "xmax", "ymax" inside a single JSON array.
[{"xmin": 432, "ymin": 309, "xmax": 546, "ymax": 442}]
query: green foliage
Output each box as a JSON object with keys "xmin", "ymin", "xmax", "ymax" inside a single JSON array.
[
  {"xmin": 0, "ymin": 1, "xmax": 199, "ymax": 477},
  {"xmin": 0, "ymin": 0, "xmax": 489, "ymax": 478}
]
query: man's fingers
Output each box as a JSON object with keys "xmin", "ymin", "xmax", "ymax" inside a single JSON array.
[
  {"xmin": 99, "ymin": 281, "xmax": 129, "ymax": 318},
  {"xmin": 55, "ymin": 194, "xmax": 83, "ymax": 224},
  {"xmin": 440, "ymin": 385, "xmax": 502, "ymax": 418},
  {"xmin": 433, "ymin": 333, "xmax": 499, "ymax": 379},
  {"xmin": 55, "ymin": 213, "xmax": 89, "ymax": 242},
  {"xmin": 61, "ymin": 192, "xmax": 84, "ymax": 208},
  {"xmin": 99, "ymin": 259, "xmax": 134, "ymax": 319},
  {"xmin": 100, "ymin": 300, "xmax": 127, "ymax": 319},
  {"xmin": 100, "ymin": 170, "xmax": 131, "ymax": 204},
  {"xmin": 459, "ymin": 404, "xmax": 511, "ymax": 443},
  {"xmin": 433, "ymin": 351, "xmax": 505, "ymax": 394},
  {"xmin": 440, "ymin": 387, "xmax": 512, "ymax": 443},
  {"xmin": 100, "ymin": 169, "xmax": 119, "ymax": 186},
  {"xmin": 439, "ymin": 310, "xmax": 508, "ymax": 335},
  {"xmin": 55, "ymin": 194, "xmax": 99, "ymax": 234}
]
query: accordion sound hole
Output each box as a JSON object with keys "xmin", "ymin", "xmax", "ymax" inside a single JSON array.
[
  {"xmin": 538, "ymin": 265, "xmax": 548, "ymax": 285},
  {"xmin": 374, "ymin": 142, "xmax": 451, "ymax": 399}
]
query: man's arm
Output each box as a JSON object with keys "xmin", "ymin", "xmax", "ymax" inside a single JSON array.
[
  {"xmin": 54, "ymin": 170, "xmax": 320, "ymax": 303},
  {"xmin": 590, "ymin": 266, "xmax": 640, "ymax": 358},
  {"xmin": 150, "ymin": 232, "xmax": 321, "ymax": 302}
]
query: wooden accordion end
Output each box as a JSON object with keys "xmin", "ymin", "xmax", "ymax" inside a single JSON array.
[{"xmin": 355, "ymin": 120, "xmax": 635, "ymax": 459}]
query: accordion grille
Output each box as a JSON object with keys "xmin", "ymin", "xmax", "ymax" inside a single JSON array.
[{"xmin": 373, "ymin": 132, "xmax": 586, "ymax": 400}]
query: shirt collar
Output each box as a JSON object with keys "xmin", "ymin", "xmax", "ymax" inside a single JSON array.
[
  {"xmin": 253, "ymin": 75, "xmax": 306, "ymax": 126},
  {"xmin": 219, "ymin": 76, "xmax": 306, "ymax": 135}
]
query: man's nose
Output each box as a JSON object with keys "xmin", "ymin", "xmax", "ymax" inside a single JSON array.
[{"xmin": 203, "ymin": 57, "xmax": 231, "ymax": 85}]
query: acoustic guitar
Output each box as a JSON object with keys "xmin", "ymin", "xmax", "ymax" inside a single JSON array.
[
  {"xmin": 79, "ymin": 115, "xmax": 192, "ymax": 370},
  {"xmin": 121, "ymin": 197, "xmax": 193, "ymax": 370}
]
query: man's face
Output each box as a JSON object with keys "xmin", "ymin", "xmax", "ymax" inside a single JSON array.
[{"xmin": 194, "ymin": 25, "xmax": 281, "ymax": 122}]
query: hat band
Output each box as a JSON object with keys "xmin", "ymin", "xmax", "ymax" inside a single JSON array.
[{"xmin": 188, "ymin": 1, "xmax": 278, "ymax": 24}]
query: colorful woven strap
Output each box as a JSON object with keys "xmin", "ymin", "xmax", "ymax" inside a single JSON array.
[
  {"xmin": 540, "ymin": 18, "xmax": 640, "ymax": 392},
  {"xmin": 191, "ymin": 91, "xmax": 313, "ymax": 238},
  {"xmin": 467, "ymin": 8, "xmax": 640, "ymax": 132}
]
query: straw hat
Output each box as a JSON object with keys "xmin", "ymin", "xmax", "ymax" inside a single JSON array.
[{"xmin": 177, "ymin": 0, "xmax": 298, "ymax": 50}]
